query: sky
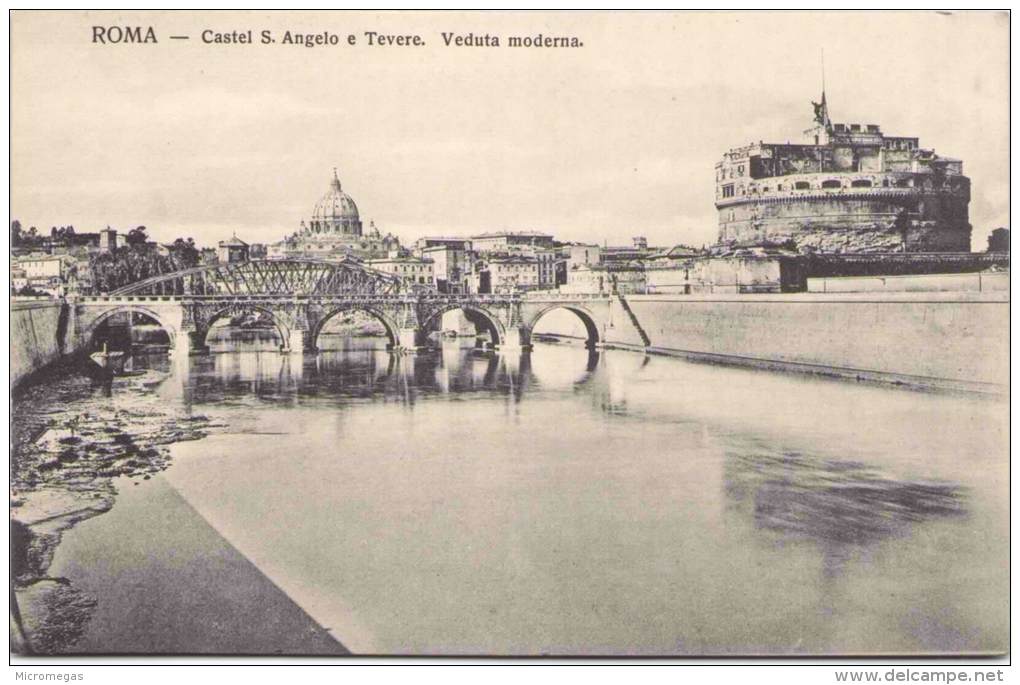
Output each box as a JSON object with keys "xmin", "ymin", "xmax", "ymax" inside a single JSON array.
[{"xmin": 10, "ymin": 10, "xmax": 1010, "ymax": 251}]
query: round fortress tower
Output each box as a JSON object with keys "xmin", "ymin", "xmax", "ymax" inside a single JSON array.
[{"xmin": 714, "ymin": 96, "xmax": 971, "ymax": 253}]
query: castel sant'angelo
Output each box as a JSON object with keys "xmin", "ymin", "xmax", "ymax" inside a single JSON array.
[{"xmin": 714, "ymin": 92, "xmax": 971, "ymax": 254}]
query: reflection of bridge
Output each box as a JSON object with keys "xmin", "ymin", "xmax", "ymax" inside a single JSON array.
[{"xmin": 72, "ymin": 258, "xmax": 613, "ymax": 355}]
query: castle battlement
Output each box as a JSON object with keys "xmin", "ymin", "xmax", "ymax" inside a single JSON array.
[{"xmin": 714, "ymin": 96, "xmax": 971, "ymax": 254}]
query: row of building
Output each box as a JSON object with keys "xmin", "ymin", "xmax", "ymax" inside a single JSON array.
[
  {"xmin": 214, "ymin": 91, "xmax": 1007, "ymax": 294},
  {"xmin": 229, "ymin": 169, "xmax": 685, "ymax": 294},
  {"xmin": 12, "ymin": 92, "xmax": 1009, "ymax": 299}
]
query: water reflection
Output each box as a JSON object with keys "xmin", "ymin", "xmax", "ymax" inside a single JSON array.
[
  {"xmin": 724, "ymin": 446, "xmax": 967, "ymax": 546},
  {"xmin": 178, "ymin": 341, "xmax": 607, "ymax": 410},
  {"xmin": 173, "ymin": 342, "xmax": 975, "ymax": 564},
  {"xmin": 36, "ymin": 337, "xmax": 1006, "ymax": 654}
]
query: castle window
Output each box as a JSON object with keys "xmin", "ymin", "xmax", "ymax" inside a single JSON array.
[
  {"xmin": 794, "ymin": 181, "xmax": 810, "ymax": 190},
  {"xmin": 896, "ymin": 178, "xmax": 912, "ymax": 188},
  {"xmin": 821, "ymin": 180, "xmax": 841, "ymax": 189},
  {"xmin": 722, "ymin": 184, "xmax": 734, "ymax": 198},
  {"xmin": 851, "ymin": 180, "xmax": 872, "ymax": 188}
]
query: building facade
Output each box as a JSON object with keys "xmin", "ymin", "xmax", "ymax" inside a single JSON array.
[
  {"xmin": 365, "ymin": 255, "xmax": 435, "ymax": 288},
  {"xmin": 413, "ymin": 237, "xmax": 473, "ymax": 255},
  {"xmin": 470, "ymin": 231, "xmax": 554, "ymax": 253},
  {"xmin": 562, "ymin": 264, "xmax": 646, "ymax": 295},
  {"xmin": 12, "ymin": 254, "xmax": 78, "ymax": 296},
  {"xmin": 217, "ymin": 235, "xmax": 250, "ymax": 263},
  {"xmin": 534, "ymin": 247, "xmax": 558, "ymax": 289},
  {"xmin": 99, "ymin": 228, "xmax": 118, "ymax": 252},
  {"xmin": 714, "ymin": 96, "xmax": 971, "ymax": 254},
  {"xmin": 565, "ymin": 244, "xmax": 602, "ymax": 269},
  {"xmin": 468, "ymin": 255, "xmax": 541, "ymax": 294},
  {"xmin": 421, "ymin": 244, "xmax": 469, "ymax": 293}
]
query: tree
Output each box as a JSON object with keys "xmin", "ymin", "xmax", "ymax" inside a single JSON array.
[
  {"xmin": 126, "ymin": 226, "xmax": 149, "ymax": 246},
  {"xmin": 10, "ymin": 220, "xmax": 21, "ymax": 246},
  {"xmin": 14, "ymin": 284, "xmax": 47, "ymax": 297},
  {"xmin": 169, "ymin": 237, "xmax": 200, "ymax": 270},
  {"xmin": 987, "ymin": 227, "xmax": 1010, "ymax": 253}
]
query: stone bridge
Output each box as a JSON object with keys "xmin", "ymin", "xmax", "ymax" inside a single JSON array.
[{"xmin": 71, "ymin": 258, "xmax": 614, "ymax": 355}]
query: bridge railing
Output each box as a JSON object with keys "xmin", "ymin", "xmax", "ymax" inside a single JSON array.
[
  {"xmin": 75, "ymin": 295, "xmax": 183, "ymax": 304},
  {"xmin": 520, "ymin": 291, "xmax": 612, "ymax": 301},
  {"xmin": 74, "ymin": 291, "xmax": 614, "ymax": 305}
]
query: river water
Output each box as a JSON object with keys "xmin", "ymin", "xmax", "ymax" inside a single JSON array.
[{"xmin": 29, "ymin": 338, "xmax": 1009, "ymax": 655}]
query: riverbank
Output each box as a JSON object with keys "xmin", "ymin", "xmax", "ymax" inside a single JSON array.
[
  {"xmin": 10, "ymin": 355, "xmax": 349, "ymax": 655},
  {"xmin": 10, "ymin": 359, "xmax": 220, "ymax": 654},
  {"xmin": 47, "ymin": 471, "xmax": 346, "ymax": 655}
]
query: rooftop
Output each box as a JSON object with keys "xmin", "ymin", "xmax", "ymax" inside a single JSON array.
[
  {"xmin": 487, "ymin": 255, "xmax": 539, "ymax": 263},
  {"xmin": 219, "ymin": 234, "xmax": 249, "ymax": 247},
  {"xmin": 471, "ymin": 230, "xmax": 553, "ymax": 239},
  {"xmin": 366, "ymin": 256, "xmax": 433, "ymax": 264}
]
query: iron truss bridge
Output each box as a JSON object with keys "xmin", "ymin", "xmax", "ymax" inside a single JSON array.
[{"xmin": 76, "ymin": 258, "xmax": 614, "ymax": 354}]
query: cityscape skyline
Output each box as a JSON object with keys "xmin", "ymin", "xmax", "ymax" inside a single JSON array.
[{"xmin": 11, "ymin": 11, "xmax": 1009, "ymax": 250}]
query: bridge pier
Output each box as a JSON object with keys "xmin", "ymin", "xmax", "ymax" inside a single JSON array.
[
  {"xmin": 283, "ymin": 329, "xmax": 309, "ymax": 354},
  {"xmin": 395, "ymin": 327, "xmax": 424, "ymax": 353},
  {"xmin": 185, "ymin": 331, "xmax": 209, "ymax": 355},
  {"xmin": 496, "ymin": 326, "xmax": 532, "ymax": 352},
  {"xmin": 170, "ymin": 333, "xmax": 190, "ymax": 358}
]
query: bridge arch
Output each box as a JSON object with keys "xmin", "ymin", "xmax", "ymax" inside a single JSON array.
[
  {"xmin": 310, "ymin": 305, "xmax": 400, "ymax": 350},
  {"xmin": 202, "ymin": 304, "xmax": 291, "ymax": 352},
  {"xmin": 421, "ymin": 304, "xmax": 506, "ymax": 346},
  {"xmin": 82, "ymin": 305, "xmax": 179, "ymax": 352},
  {"xmin": 526, "ymin": 304, "xmax": 601, "ymax": 349}
]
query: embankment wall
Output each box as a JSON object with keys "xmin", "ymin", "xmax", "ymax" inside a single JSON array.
[
  {"xmin": 10, "ymin": 293, "xmax": 1011, "ymax": 393},
  {"xmin": 603, "ymin": 292, "xmax": 1008, "ymax": 391},
  {"xmin": 11, "ymin": 300, "xmax": 70, "ymax": 389}
]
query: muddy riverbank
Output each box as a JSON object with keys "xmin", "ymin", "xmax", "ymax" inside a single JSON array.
[{"xmin": 10, "ymin": 356, "xmax": 220, "ymax": 654}]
